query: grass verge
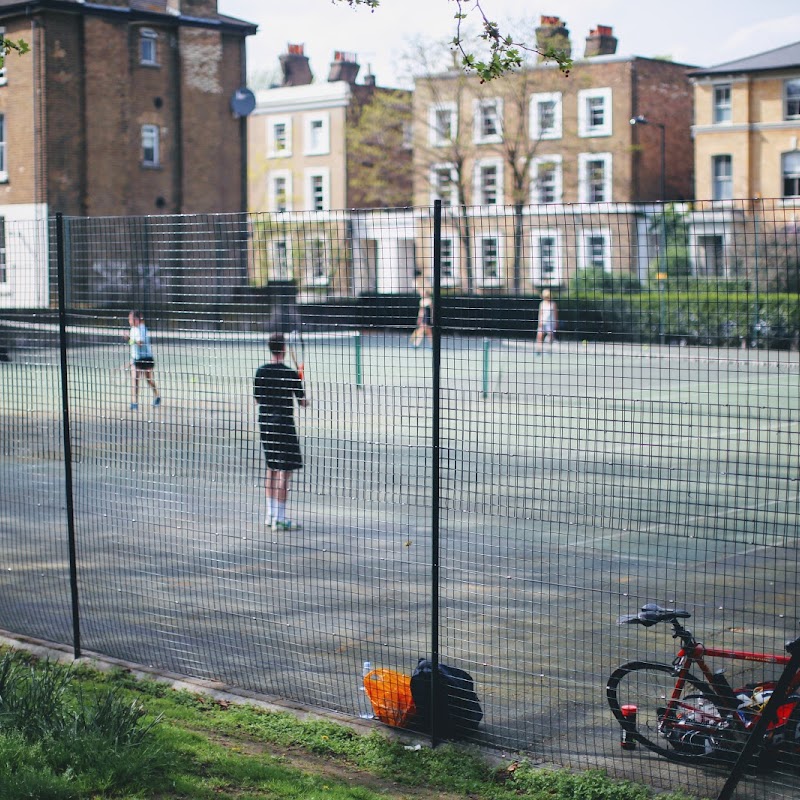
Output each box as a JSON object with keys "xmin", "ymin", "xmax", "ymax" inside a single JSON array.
[{"xmin": 0, "ymin": 647, "xmax": 705, "ymax": 800}]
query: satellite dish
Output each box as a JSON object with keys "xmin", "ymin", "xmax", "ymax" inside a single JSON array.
[{"xmin": 230, "ymin": 87, "xmax": 256, "ymax": 118}]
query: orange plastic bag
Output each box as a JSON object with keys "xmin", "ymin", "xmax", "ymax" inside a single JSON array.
[{"xmin": 364, "ymin": 668, "xmax": 416, "ymax": 727}]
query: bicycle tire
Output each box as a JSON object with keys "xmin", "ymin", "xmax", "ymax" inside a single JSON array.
[{"xmin": 607, "ymin": 661, "xmax": 728, "ymax": 762}]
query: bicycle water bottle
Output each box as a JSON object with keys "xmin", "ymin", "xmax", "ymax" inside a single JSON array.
[
  {"xmin": 620, "ymin": 704, "xmax": 637, "ymax": 750},
  {"xmin": 358, "ymin": 661, "xmax": 375, "ymax": 719}
]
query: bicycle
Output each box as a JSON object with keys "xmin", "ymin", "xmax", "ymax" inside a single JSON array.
[{"xmin": 606, "ymin": 603, "xmax": 800, "ymax": 767}]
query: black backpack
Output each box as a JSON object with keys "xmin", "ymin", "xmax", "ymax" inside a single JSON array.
[{"xmin": 410, "ymin": 658, "xmax": 483, "ymax": 738}]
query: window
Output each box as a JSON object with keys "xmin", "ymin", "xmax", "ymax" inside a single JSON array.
[
  {"xmin": 268, "ymin": 117, "xmax": 292, "ymax": 157},
  {"xmin": 140, "ymin": 29, "xmax": 158, "ymax": 66},
  {"xmin": 429, "ymin": 102, "xmax": 457, "ymax": 146},
  {"xmin": 269, "ymin": 170, "xmax": 292, "ymax": 212},
  {"xmin": 305, "ymin": 168, "xmax": 330, "ymax": 211},
  {"xmin": 531, "ymin": 156, "xmax": 562, "ymax": 204},
  {"xmin": 783, "ymin": 152, "xmax": 800, "ymax": 199},
  {"xmin": 785, "ymin": 79, "xmax": 800, "ymax": 120},
  {"xmin": 304, "ymin": 236, "xmax": 330, "ymax": 285},
  {"xmin": 0, "ymin": 217, "xmax": 6, "ymax": 285},
  {"xmin": 477, "ymin": 235, "xmax": 502, "ymax": 286},
  {"xmin": 530, "ymin": 92, "xmax": 562, "ymax": 140},
  {"xmin": 473, "ymin": 98, "xmax": 502, "ymax": 143},
  {"xmin": 474, "ymin": 158, "xmax": 503, "ymax": 205},
  {"xmin": 578, "ymin": 88, "xmax": 612, "ymax": 137},
  {"xmin": 271, "ymin": 239, "xmax": 292, "ymax": 280},
  {"xmin": 431, "ymin": 163, "xmax": 457, "ymax": 207},
  {"xmin": 440, "ymin": 237, "xmax": 458, "ymax": 286},
  {"xmin": 0, "ymin": 114, "xmax": 7, "ymax": 181},
  {"xmin": 141, "ymin": 124, "xmax": 159, "ymax": 166},
  {"xmin": 530, "ymin": 230, "xmax": 562, "ymax": 285},
  {"xmin": 713, "ymin": 84, "xmax": 731, "ymax": 123},
  {"xmin": 578, "ymin": 153, "xmax": 612, "ymax": 203},
  {"xmin": 304, "ymin": 113, "xmax": 330, "ymax": 155},
  {"xmin": 712, "ymin": 154, "xmax": 733, "ymax": 201},
  {"xmin": 580, "ymin": 229, "xmax": 611, "ymax": 271}
]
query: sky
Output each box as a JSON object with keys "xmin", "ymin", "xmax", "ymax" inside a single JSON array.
[{"xmin": 217, "ymin": 0, "xmax": 800, "ymax": 89}]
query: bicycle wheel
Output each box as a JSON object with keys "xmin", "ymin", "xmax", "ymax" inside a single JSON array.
[{"xmin": 607, "ymin": 661, "xmax": 729, "ymax": 761}]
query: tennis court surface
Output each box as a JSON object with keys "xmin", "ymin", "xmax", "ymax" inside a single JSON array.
[{"xmin": 2, "ymin": 322, "xmax": 800, "ymax": 799}]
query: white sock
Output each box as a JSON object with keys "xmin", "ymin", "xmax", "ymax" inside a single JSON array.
[
  {"xmin": 267, "ymin": 498, "xmax": 275, "ymax": 520},
  {"xmin": 276, "ymin": 501, "xmax": 287, "ymax": 523}
]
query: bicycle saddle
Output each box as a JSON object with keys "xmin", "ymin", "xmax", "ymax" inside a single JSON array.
[{"xmin": 617, "ymin": 603, "xmax": 692, "ymax": 627}]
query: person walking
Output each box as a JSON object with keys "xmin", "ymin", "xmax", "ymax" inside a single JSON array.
[
  {"xmin": 536, "ymin": 289, "xmax": 558, "ymax": 354},
  {"xmin": 410, "ymin": 289, "xmax": 433, "ymax": 347},
  {"xmin": 126, "ymin": 310, "xmax": 160, "ymax": 409},
  {"xmin": 254, "ymin": 333, "xmax": 308, "ymax": 531}
]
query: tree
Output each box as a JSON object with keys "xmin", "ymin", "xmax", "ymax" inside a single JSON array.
[
  {"xmin": 1, "ymin": 38, "xmax": 29, "ymax": 67},
  {"xmin": 335, "ymin": 0, "xmax": 572, "ymax": 82},
  {"xmin": 346, "ymin": 88, "xmax": 414, "ymax": 208}
]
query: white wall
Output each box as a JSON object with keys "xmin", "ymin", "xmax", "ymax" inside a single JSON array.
[{"xmin": 0, "ymin": 204, "xmax": 49, "ymax": 308}]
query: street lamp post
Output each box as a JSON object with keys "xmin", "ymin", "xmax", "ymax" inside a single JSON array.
[
  {"xmin": 631, "ymin": 115, "xmax": 668, "ymax": 346},
  {"xmin": 629, "ymin": 115, "xmax": 666, "ymax": 202}
]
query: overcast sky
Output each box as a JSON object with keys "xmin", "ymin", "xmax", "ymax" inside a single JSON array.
[{"xmin": 218, "ymin": 0, "xmax": 800, "ymax": 89}]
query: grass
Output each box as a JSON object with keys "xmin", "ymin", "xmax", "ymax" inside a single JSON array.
[{"xmin": 0, "ymin": 648, "xmax": 706, "ymax": 800}]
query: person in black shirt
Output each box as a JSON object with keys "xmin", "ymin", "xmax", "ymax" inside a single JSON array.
[{"xmin": 254, "ymin": 333, "xmax": 307, "ymax": 531}]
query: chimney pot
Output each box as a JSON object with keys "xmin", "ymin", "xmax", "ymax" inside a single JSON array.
[
  {"xmin": 328, "ymin": 50, "xmax": 360, "ymax": 84},
  {"xmin": 584, "ymin": 24, "xmax": 617, "ymax": 58},
  {"xmin": 280, "ymin": 44, "xmax": 313, "ymax": 86},
  {"xmin": 536, "ymin": 15, "xmax": 571, "ymax": 62}
]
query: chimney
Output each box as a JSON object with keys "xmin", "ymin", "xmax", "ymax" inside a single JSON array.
[
  {"xmin": 279, "ymin": 44, "xmax": 314, "ymax": 86},
  {"xmin": 535, "ymin": 15, "xmax": 571, "ymax": 62},
  {"xmin": 328, "ymin": 50, "xmax": 360, "ymax": 84},
  {"xmin": 584, "ymin": 25, "xmax": 617, "ymax": 58}
]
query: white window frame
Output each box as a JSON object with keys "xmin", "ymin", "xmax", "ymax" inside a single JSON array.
[
  {"xmin": 578, "ymin": 152, "xmax": 612, "ymax": 203},
  {"xmin": 580, "ymin": 228, "xmax": 612, "ymax": 271},
  {"xmin": 578, "ymin": 87, "xmax": 612, "ymax": 137},
  {"xmin": 268, "ymin": 116, "xmax": 292, "ymax": 158},
  {"xmin": 712, "ymin": 154, "xmax": 733, "ymax": 201},
  {"xmin": 439, "ymin": 235, "xmax": 459, "ymax": 287},
  {"xmin": 268, "ymin": 169, "xmax": 292, "ymax": 212},
  {"xmin": 141, "ymin": 124, "xmax": 160, "ymax": 167},
  {"xmin": 474, "ymin": 157, "xmax": 503, "ymax": 205},
  {"xmin": 530, "ymin": 92, "xmax": 562, "ymax": 140},
  {"xmin": 270, "ymin": 238, "xmax": 293, "ymax": 281},
  {"xmin": 476, "ymin": 233, "xmax": 503, "ymax": 287},
  {"xmin": 430, "ymin": 162, "xmax": 458, "ymax": 207},
  {"xmin": 785, "ymin": 78, "xmax": 800, "ymax": 120},
  {"xmin": 303, "ymin": 112, "xmax": 330, "ymax": 156},
  {"xmin": 531, "ymin": 155, "xmax": 562, "ymax": 204},
  {"xmin": 0, "ymin": 114, "xmax": 7, "ymax": 182},
  {"xmin": 713, "ymin": 83, "xmax": 732, "ymax": 124},
  {"xmin": 530, "ymin": 229, "xmax": 562, "ymax": 285},
  {"xmin": 305, "ymin": 167, "xmax": 330, "ymax": 211},
  {"xmin": 139, "ymin": 28, "xmax": 158, "ymax": 66},
  {"xmin": 303, "ymin": 235, "xmax": 331, "ymax": 286},
  {"xmin": 782, "ymin": 151, "xmax": 800, "ymax": 199},
  {"xmin": 473, "ymin": 98, "xmax": 503, "ymax": 144},
  {"xmin": 429, "ymin": 102, "xmax": 457, "ymax": 147}
]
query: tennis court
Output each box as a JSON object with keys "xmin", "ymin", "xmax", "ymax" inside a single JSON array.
[{"xmin": 2, "ymin": 324, "xmax": 800, "ymax": 798}]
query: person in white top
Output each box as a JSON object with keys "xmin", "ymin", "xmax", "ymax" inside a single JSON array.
[
  {"xmin": 536, "ymin": 289, "xmax": 558, "ymax": 353},
  {"xmin": 125, "ymin": 310, "xmax": 161, "ymax": 410}
]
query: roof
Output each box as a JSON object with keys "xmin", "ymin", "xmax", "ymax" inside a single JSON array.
[
  {"xmin": 690, "ymin": 40, "xmax": 800, "ymax": 77},
  {"xmin": 0, "ymin": 0, "xmax": 256, "ymax": 33}
]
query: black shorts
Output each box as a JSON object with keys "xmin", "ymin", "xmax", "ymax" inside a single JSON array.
[
  {"xmin": 260, "ymin": 418, "xmax": 303, "ymax": 472},
  {"xmin": 133, "ymin": 357, "xmax": 155, "ymax": 371}
]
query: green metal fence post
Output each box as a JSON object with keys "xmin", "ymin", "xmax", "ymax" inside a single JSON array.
[{"xmin": 482, "ymin": 336, "xmax": 490, "ymax": 398}]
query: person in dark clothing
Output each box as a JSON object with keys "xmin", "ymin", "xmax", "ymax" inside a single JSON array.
[{"xmin": 254, "ymin": 333, "xmax": 308, "ymax": 531}]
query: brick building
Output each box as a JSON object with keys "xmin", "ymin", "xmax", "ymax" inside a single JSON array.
[
  {"xmin": 409, "ymin": 17, "xmax": 696, "ymax": 292},
  {"xmin": 0, "ymin": 0, "xmax": 256, "ymax": 307}
]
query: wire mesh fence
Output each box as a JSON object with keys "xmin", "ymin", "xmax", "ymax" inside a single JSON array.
[{"xmin": 2, "ymin": 200, "xmax": 800, "ymax": 799}]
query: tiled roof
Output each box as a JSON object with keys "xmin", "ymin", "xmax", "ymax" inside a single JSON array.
[{"xmin": 690, "ymin": 40, "xmax": 800, "ymax": 77}]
